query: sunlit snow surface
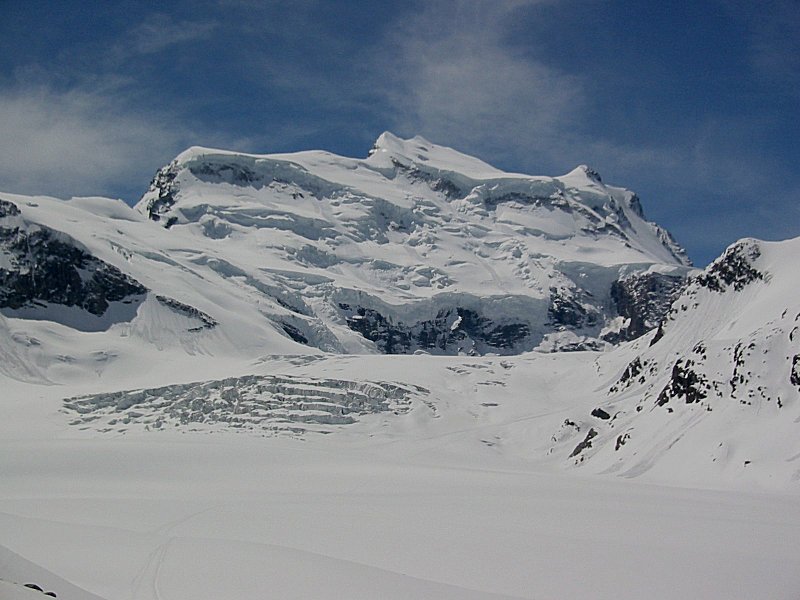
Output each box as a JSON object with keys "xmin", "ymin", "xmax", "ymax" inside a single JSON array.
[
  {"xmin": 3, "ymin": 349, "xmax": 800, "ymax": 599},
  {"xmin": 1, "ymin": 135, "xmax": 799, "ymax": 599}
]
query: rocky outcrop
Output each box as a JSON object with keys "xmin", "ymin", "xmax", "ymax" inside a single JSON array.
[
  {"xmin": 338, "ymin": 302, "xmax": 532, "ymax": 355},
  {"xmin": 656, "ymin": 358, "xmax": 708, "ymax": 406},
  {"xmin": 155, "ymin": 295, "xmax": 217, "ymax": 330},
  {"xmin": 607, "ymin": 272, "xmax": 687, "ymax": 342},
  {"xmin": 569, "ymin": 427, "xmax": 598, "ymax": 459},
  {"xmin": 548, "ymin": 287, "xmax": 599, "ymax": 329},
  {"xmin": 696, "ymin": 240, "xmax": 763, "ymax": 292},
  {"xmin": 140, "ymin": 160, "xmax": 181, "ymax": 226},
  {"xmin": 0, "ymin": 198, "xmax": 21, "ymax": 218},
  {"xmin": 0, "ymin": 200, "xmax": 146, "ymax": 315}
]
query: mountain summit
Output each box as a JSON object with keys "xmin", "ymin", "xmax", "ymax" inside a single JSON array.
[{"xmin": 131, "ymin": 133, "xmax": 691, "ymax": 355}]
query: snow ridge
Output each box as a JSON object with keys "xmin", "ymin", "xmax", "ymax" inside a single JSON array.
[{"xmin": 553, "ymin": 237, "xmax": 800, "ymax": 487}]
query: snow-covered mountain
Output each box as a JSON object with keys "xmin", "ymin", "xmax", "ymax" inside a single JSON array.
[
  {"xmin": 2, "ymin": 133, "xmax": 800, "ymax": 600},
  {"xmin": 1, "ymin": 133, "xmax": 797, "ymax": 477},
  {"xmin": 135, "ymin": 132, "xmax": 691, "ymax": 354},
  {"xmin": 552, "ymin": 236, "xmax": 800, "ymax": 487},
  {"xmin": 0, "ymin": 133, "xmax": 694, "ymax": 382},
  {"xmin": 2, "ymin": 134, "xmax": 798, "ymax": 474}
]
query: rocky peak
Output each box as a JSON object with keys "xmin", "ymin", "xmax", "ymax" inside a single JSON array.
[
  {"xmin": 696, "ymin": 239, "xmax": 763, "ymax": 292},
  {"xmin": 0, "ymin": 200, "xmax": 147, "ymax": 317}
]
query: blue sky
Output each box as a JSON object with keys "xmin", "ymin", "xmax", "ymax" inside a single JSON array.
[{"xmin": 1, "ymin": 0, "xmax": 797, "ymax": 265}]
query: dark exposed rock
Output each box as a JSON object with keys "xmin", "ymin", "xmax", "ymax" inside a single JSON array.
[
  {"xmin": 615, "ymin": 432, "xmax": 630, "ymax": 451},
  {"xmin": 696, "ymin": 241, "xmax": 763, "ymax": 292},
  {"xmin": 0, "ymin": 215, "xmax": 146, "ymax": 316},
  {"xmin": 692, "ymin": 341, "xmax": 707, "ymax": 358},
  {"xmin": 591, "ymin": 407, "xmax": 611, "ymax": 420},
  {"xmin": 338, "ymin": 303, "xmax": 532, "ymax": 355},
  {"xmin": 609, "ymin": 357, "xmax": 658, "ymax": 394},
  {"xmin": 341, "ymin": 305, "xmax": 411, "ymax": 354},
  {"xmin": 155, "ymin": 295, "xmax": 217, "ymax": 330},
  {"xmin": 141, "ymin": 160, "xmax": 181, "ymax": 223},
  {"xmin": 649, "ymin": 322, "xmax": 665, "ymax": 346},
  {"xmin": 548, "ymin": 288, "xmax": 598, "ymax": 329},
  {"xmin": 607, "ymin": 272, "xmax": 686, "ymax": 342},
  {"xmin": 656, "ymin": 358, "xmax": 708, "ymax": 406},
  {"xmin": 569, "ymin": 427, "xmax": 598, "ymax": 458},
  {"xmin": 620, "ymin": 357, "xmax": 643, "ymax": 383},
  {"xmin": 281, "ymin": 322, "xmax": 309, "ymax": 345},
  {"xmin": 626, "ymin": 194, "xmax": 644, "ymax": 219},
  {"xmin": 0, "ymin": 198, "xmax": 21, "ymax": 217},
  {"xmin": 729, "ymin": 342, "xmax": 752, "ymax": 396},
  {"xmin": 20, "ymin": 583, "xmax": 56, "ymax": 597},
  {"xmin": 791, "ymin": 355, "xmax": 800, "ymax": 390},
  {"xmin": 581, "ymin": 165, "xmax": 602, "ymax": 183}
]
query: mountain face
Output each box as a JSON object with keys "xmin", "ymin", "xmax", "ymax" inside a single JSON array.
[
  {"xmin": 1, "ymin": 133, "xmax": 797, "ymax": 488},
  {"xmin": 132, "ymin": 132, "xmax": 692, "ymax": 355},
  {"xmin": 0, "ymin": 133, "xmax": 693, "ymax": 359},
  {"xmin": 0, "ymin": 199, "xmax": 146, "ymax": 322},
  {"xmin": 552, "ymin": 237, "xmax": 800, "ymax": 485}
]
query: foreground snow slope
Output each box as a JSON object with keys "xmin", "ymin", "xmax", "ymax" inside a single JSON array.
[
  {"xmin": 2, "ymin": 404, "xmax": 800, "ymax": 600},
  {"xmin": 2, "ymin": 333, "xmax": 799, "ymax": 599}
]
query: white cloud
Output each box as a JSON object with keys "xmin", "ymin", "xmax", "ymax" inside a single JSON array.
[
  {"xmin": 112, "ymin": 13, "xmax": 218, "ymax": 59},
  {"xmin": 0, "ymin": 84, "xmax": 192, "ymax": 198},
  {"xmin": 381, "ymin": 1, "xmax": 584, "ymax": 170}
]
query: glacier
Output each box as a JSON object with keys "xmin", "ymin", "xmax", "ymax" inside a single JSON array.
[{"xmin": 1, "ymin": 133, "xmax": 799, "ymax": 600}]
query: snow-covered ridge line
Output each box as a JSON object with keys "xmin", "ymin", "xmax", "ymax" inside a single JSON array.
[
  {"xmin": 137, "ymin": 132, "xmax": 690, "ymax": 263},
  {"xmin": 552, "ymin": 237, "xmax": 800, "ymax": 487},
  {"xmin": 120, "ymin": 133, "xmax": 696, "ymax": 355}
]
